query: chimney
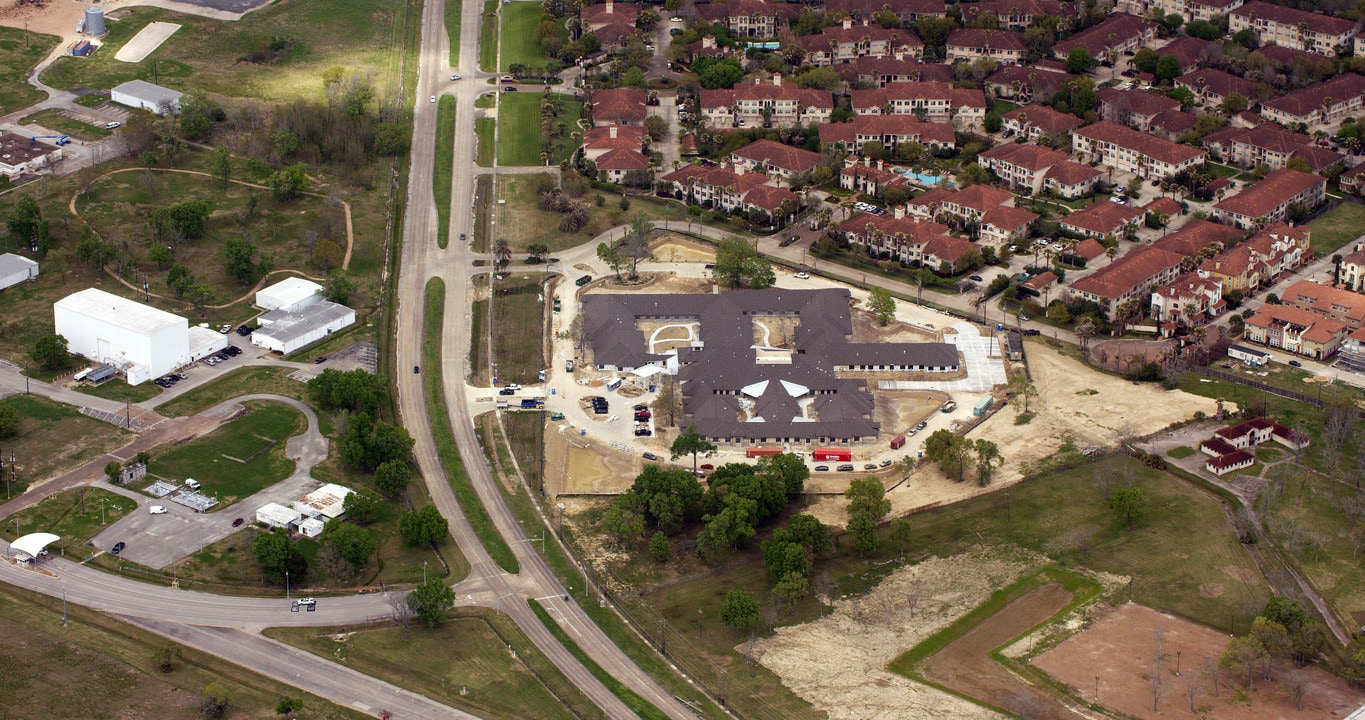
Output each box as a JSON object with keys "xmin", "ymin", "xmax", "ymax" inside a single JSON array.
[
  {"xmin": 877, "ymin": 159, "xmax": 884, "ymax": 171},
  {"xmin": 609, "ymin": 124, "xmax": 618, "ymax": 139},
  {"xmin": 703, "ymin": 34, "xmax": 715, "ymax": 49},
  {"xmin": 862, "ymin": 18, "xmax": 869, "ymax": 26},
  {"xmin": 863, "ymin": 156, "xmax": 871, "ymax": 167},
  {"xmin": 843, "ymin": 17, "xmax": 852, "ymax": 29},
  {"xmin": 773, "ymin": 73, "xmax": 783, "ymax": 86},
  {"xmin": 894, "ymin": 51, "xmax": 903, "ymax": 61},
  {"xmin": 735, "ymin": 163, "xmax": 745, "ymax": 175},
  {"xmin": 894, "ymin": 206, "xmax": 905, "ymax": 219},
  {"xmin": 755, "ymin": 75, "xmax": 762, "ymax": 84},
  {"xmin": 606, "ymin": 0, "xmax": 613, "ymax": 13}
]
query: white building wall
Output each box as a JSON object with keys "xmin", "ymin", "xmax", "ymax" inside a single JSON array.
[
  {"xmin": 252, "ymin": 308, "xmax": 356, "ymax": 355},
  {"xmin": 54, "ymin": 305, "xmax": 186, "ymax": 384},
  {"xmin": 0, "ymin": 260, "xmax": 39, "ymax": 291}
]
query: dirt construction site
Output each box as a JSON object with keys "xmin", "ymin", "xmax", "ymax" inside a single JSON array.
[{"xmin": 1034, "ymin": 603, "xmax": 1365, "ymax": 720}]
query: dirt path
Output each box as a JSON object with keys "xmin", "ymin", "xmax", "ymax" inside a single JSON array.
[{"xmin": 923, "ymin": 583, "xmax": 1077, "ymax": 719}]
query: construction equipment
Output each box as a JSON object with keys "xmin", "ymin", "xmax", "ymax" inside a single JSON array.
[{"xmin": 32, "ymin": 134, "xmax": 71, "ymax": 146}]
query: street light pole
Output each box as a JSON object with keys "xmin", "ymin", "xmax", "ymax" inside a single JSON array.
[
  {"xmin": 286, "ymin": 570, "xmax": 290, "ymax": 600},
  {"xmin": 423, "ymin": 560, "xmax": 428, "ymax": 584}
]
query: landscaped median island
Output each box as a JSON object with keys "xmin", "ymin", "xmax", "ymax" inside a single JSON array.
[
  {"xmin": 434, "ymin": 95, "xmax": 457, "ymax": 248},
  {"xmin": 423, "ymin": 277, "xmax": 519, "ymax": 573}
]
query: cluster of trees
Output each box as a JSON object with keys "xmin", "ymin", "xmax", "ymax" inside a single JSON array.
[
  {"xmin": 696, "ymin": 455, "xmax": 808, "ymax": 563},
  {"xmin": 224, "ymin": 237, "xmax": 274, "ymax": 285},
  {"xmin": 844, "ymin": 477, "xmax": 891, "ymax": 554},
  {"xmin": 164, "ymin": 264, "xmax": 213, "ymax": 312},
  {"xmin": 713, "ymin": 239, "xmax": 776, "ymax": 289},
  {"xmin": 760, "ymin": 513, "xmax": 830, "ymax": 609},
  {"xmin": 6, "ymin": 197, "xmax": 49, "ymax": 257},
  {"xmin": 1220, "ymin": 597, "xmax": 1327, "ymax": 706},
  {"xmin": 30, "ymin": 333, "xmax": 72, "ymax": 371},
  {"xmin": 923, "ymin": 429, "xmax": 1003, "ymax": 487}
]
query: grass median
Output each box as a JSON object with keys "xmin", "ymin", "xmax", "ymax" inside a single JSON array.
[
  {"xmin": 424, "ymin": 277, "xmax": 519, "ymax": 573},
  {"xmin": 479, "ymin": 0, "xmax": 499, "ymax": 72},
  {"xmin": 434, "ymin": 94, "xmax": 456, "ymax": 249},
  {"xmin": 528, "ymin": 599, "xmax": 670, "ymax": 720},
  {"xmin": 445, "ymin": 0, "xmax": 461, "ymax": 67}
]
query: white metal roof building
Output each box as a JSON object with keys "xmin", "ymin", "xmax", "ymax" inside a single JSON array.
[
  {"xmin": 0, "ymin": 132, "xmax": 63, "ymax": 180},
  {"xmin": 10, "ymin": 532, "xmax": 59, "ymax": 560},
  {"xmin": 293, "ymin": 483, "xmax": 353, "ymax": 521},
  {"xmin": 255, "ymin": 502, "xmax": 302, "ymax": 530},
  {"xmin": 256, "ymin": 277, "xmax": 324, "ymax": 313},
  {"xmin": 0, "ymin": 253, "xmax": 39, "ymax": 291},
  {"xmin": 54, "ymin": 288, "xmax": 192, "ymax": 385},
  {"xmin": 253, "ymin": 300, "xmax": 356, "ymax": 355},
  {"xmin": 298, "ymin": 517, "xmax": 326, "ymax": 538},
  {"xmin": 110, "ymin": 79, "xmax": 183, "ymax": 115}
]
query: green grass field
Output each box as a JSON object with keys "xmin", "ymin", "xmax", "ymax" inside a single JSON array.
[
  {"xmin": 502, "ymin": 412, "xmax": 544, "ymax": 492},
  {"xmin": 497, "ymin": 173, "xmax": 694, "ymax": 252},
  {"xmin": 491, "ymin": 273, "xmax": 547, "ymax": 384},
  {"xmin": 18, "ymin": 108, "xmax": 111, "ymax": 141},
  {"xmin": 528, "ymin": 600, "xmax": 668, "ymax": 720},
  {"xmin": 0, "ymin": 583, "xmax": 366, "ymax": 720},
  {"xmin": 76, "ymin": 379, "xmax": 163, "ymax": 404},
  {"xmin": 0, "ymin": 487, "xmax": 137, "ymax": 547},
  {"xmin": 435, "ymin": 94, "xmax": 457, "ymax": 249},
  {"xmin": 446, "ymin": 0, "xmax": 462, "ymax": 66},
  {"xmin": 154, "ymin": 366, "xmax": 304, "ymax": 417},
  {"xmin": 1308, "ymin": 201, "xmax": 1365, "ymax": 254},
  {"xmin": 73, "ymin": 94, "xmax": 106, "ymax": 108},
  {"xmin": 1167, "ymin": 445, "xmax": 1195, "ymax": 459},
  {"xmin": 425, "ymin": 278, "xmax": 518, "ymax": 573},
  {"xmin": 476, "ymin": 117, "xmax": 495, "ymax": 166},
  {"xmin": 268, "ymin": 609, "xmax": 600, "ymax": 720},
  {"xmin": 1261, "ymin": 471, "xmax": 1365, "ymax": 632},
  {"xmin": 0, "ymin": 26, "xmax": 60, "ymax": 115},
  {"xmin": 41, "ymin": 0, "xmax": 418, "ymax": 103},
  {"xmin": 495, "ymin": 92, "xmax": 581, "ymax": 166},
  {"xmin": 499, "ymin": 2, "xmax": 549, "ymax": 72},
  {"xmin": 0, "ymin": 395, "xmax": 132, "ymax": 489},
  {"xmin": 480, "ymin": 0, "xmax": 500, "ymax": 72},
  {"xmin": 148, "ymin": 401, "xmax": 303, "ymax": 506}
]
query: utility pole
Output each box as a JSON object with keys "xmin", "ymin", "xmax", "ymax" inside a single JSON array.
[{"xmin": 659, "ymin": 619, "xmax": 666, "ymax": 657}]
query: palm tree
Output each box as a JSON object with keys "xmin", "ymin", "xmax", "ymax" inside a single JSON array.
[{"xmin": 493, "ymin": 239, "xmax": 512, "ymax": 268}]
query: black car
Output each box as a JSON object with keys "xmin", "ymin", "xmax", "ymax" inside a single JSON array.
[
  {"xmin": 500, "ymin": 388, "xmax": 516, "ymax": 395},
  {"xmin": 1289, "ymin": 360, "xmax": 1302, "ymax": 367},
  {"xmin": 635, "ymin": 429, "xmax": 652, "ymax": 436},
  {"xmin": 634, "ymin": 404, "xmax": 648, "ymax": 412},
  {"xmin": 232, "ymin": 518, "xmax": 245, "ymax": 527},
  {"xmin": 111, "ymin": 541, "xmax": 125, "ymax": 555},
  {"xmin": 837, "ymin": 464, "xmax": 855, "ymax": 472},
  {"xmin": 969, "ymin": 275, "xmax": 983, "ymax": 282},
  {"xmin": 414, "ymin": 366, "xmax": 420, "ymax": 374},
  {"xmin": 814, "ymin": 465, "xmax": 829, "ymax": 472},
  {"xmin": 314, "ymin": 356, "xmax": 326, "ymax": 364},
  {"xmin": 237, "ymin": 325, "xmax": 253, "ymax": 335},
  {"xmin": 1024, "ymin": 329, "xmax": 1042, "ymax": 336}
]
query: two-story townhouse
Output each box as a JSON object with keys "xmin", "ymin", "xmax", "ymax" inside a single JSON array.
[
  {"xmin": 1175, "ymin": 69, "xmax": 1258, "ymax": 108},
  {"xmin": 945, "ymin": 28, "xmax": 1028, "ymax": 65},
  {"xmin": 936, "ymin": 184, "xmax": 1016, "ymax": 223},
  {"xmin": 1228, "ymin": 1, "xmax": 1358, "ymax": 56},
  {"xmin": 1134, "ymin": 0, "xmax": 1243, "ymax": 24},
  {"xmin": 984, "ymin": 65, "xmax": 1071, "ymax": 103},
  {"xmin": 1244, "ymin": 305, "xmax": 1348, "ymax": 358},
  {"xmin": 1059, "ymin": 201, "xmax": 1145, "ymax": 239},
  {"xmin": 840, "ymin": 157, "xmax": 910, "ymax": 196},
  {"xmin": 959, "ymin": 0, "xmax": 1076, "ymax": 30},
  {"xmin": 730, "ymin": 139, "xmax": 826, "ymax": 180},
  {"xmin": 697, "ymin": 0, "xmax": 798, "ymax": 38},
  {"xmin": 1280, "ymin": 279, "xmax": 1365, "ymax": 329},
  {"xmin": 589, "ymin": 88, "xmax": 648, "ymax": 126},
  {"xmin": 797, "ymin": 20, "xmax": 923, "ymax": 65},
  {"xmin": 979, "ymin": 205, "xmax": 1039, "ymax": 246},
  {"xmin": 850, "ymin": 82, "xmax": 987, "ymax": 127},
  {"xmin": 817, "ymin": 115, "xmax": 957, "ymax": 152},
  {"xmin": 658, "ymin": 163, "xmax": 802, "ymax": 219},
  {"xmin": 1151, "ymin": 272, "xmax": 1225, "ymax": 325},
  {"xmin": 826, "ymin": 0, "xmax": 947, "ymax": 26},
  {"xmin": 1000, "ymin": 104, "xmax": 1084, "ymax": 144},
  {"xmin": 977, "ymin": 143, "xmax": 1101, "ymax": 197},
  {"xmin": 836, "ymin": 55, "xmax": 950, "ymax": 87},
  {"xmin": 1211, "ymin": 168, "xmax": 1325, "ymax": 230},
  {"xmin": 1054, "ymin": 13, "xmax": 1157, "ymax": 60},
  {"xmin": 1204, "ymin": 124, "xmax": 1344, "ymax": 172},
  {"xmin": 1072, "ymin": 120, "xmax": 1208, "ymax": 180}
]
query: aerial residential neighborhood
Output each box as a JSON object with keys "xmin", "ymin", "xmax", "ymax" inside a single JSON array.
[{"xmin": 7, "ymin": 0, "xmax": 1365, "ymax": 717}]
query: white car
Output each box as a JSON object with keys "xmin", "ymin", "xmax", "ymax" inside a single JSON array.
[
  {"xmin": 430, "ymin": 95, "xmax": 436, "ymax": 103},
  {"xmin": 794, "ymin": 272, "xmax": 810, "ymax": 279},
  {"xmin": 149, "ymin": 505, "xmax": 168, "ymax": 515},
  {"xmin": 451, "ymin": 74, "xmax": 461, "ymax": 80},
  {"xmin": 293, "ymin": 597, "xmax": 316, "ymax": 606}
]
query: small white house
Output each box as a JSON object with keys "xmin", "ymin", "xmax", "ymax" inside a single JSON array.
[
  {"xmin": 256, "ymin": 276, "xmax": 324, "ymax": 313},
  {"xmin": 293, "ymin": 483, "xmax": 353, "ymax": 522},
  {"xmin": 110, "ymin": 79, "xmax": 183, "ymax": 115},
  {"xmin": 253, "ymin": 300, "xmax": 356, "ymax": 355},
  {"xmin": 0, "ymin": 253, "xmax": 39, "ymax": 291},
  {"xmin": 256, "ymin": 502, "xmax": 301, "ymax": 530},
  {"xmin": 298, "ymin": 517, "xmax": 326, "ymax": 538},
  {"xmin": 1228, "ymin": 344, "xmax": 1271, "ymax": 366}
]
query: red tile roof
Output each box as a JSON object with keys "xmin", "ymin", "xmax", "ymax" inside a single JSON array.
[
  {"xmin": 850, "ymin": 82, "xmax": 987, "ymax": 112},
  {"xmin": 943, "ymin": 184, "xmax": 1015, "ymax": 213},
  {"xmin": 1176, "ymin": 68, "xmax": 1256, "ymax": 99},
  {"xmin": 1061, "ymin": 201, "xmax": 1146, "ymax": 236},
  {"xmin": 591, "ymin": 88, "xmax": 648, "ymax": 124},
  {"xmin": 1152, "ymin": 219, "xmax": 1239, "ymax": 256},
  {"xmin": 1213, "ymin": 168, "xmax": 1324, "ymax": 219},
  {"xmin": 1098, "ymin": 87, "xmax": 1180, "ymax": 118},
  {"xmin": 1069, "ymin": 246, "xmax": 1183, "ymax": 301},
  {"xmin": 1074, "ymin": 120, "xmax": 1207, "ymax": 166},
  {"xmin": 1073, "ymin": 237, "xmax": 1106, "ymax": 260},
  {"xmin": 595, "ymin": 148, "xmax": 650, "ymax": 171},
  {"xmin": 1230, "ymin": 1, "xmax": 1357, "ymax": 37},
  {"xmin": 1262, "ymin": 74, "xmax": 1365, "ymax": 121},
  {"xmin": 743, "ymin": 184, "xmax": 800, "ymax": 212},
  {"xmin": 1145, "ymin": 197, "xmax": 1182, "ymax": 216},
  {"xmin": 732, "ymin": 139, "xmax": 825, "ymax": 174},
  {"xmin": 981, "ymin": 205, "xmax": 1038, "ymax": 231},
  {"xmin": 946, "ymin": 28, "xmax": 1028, "ymax": 51},
  {"xmin": 1054, "ymin": 13, "xmax": 1154, "ymax": 56}
]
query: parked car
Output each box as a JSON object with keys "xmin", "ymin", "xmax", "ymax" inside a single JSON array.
[
  {"xmin": 219, "ymin": 325, "xmax": 232, "ymax": 334},
  {"xmin": 1289, "ymin": 360, "xmax": 1302, "ymax": 367},
  {"xmin": 700, "ymin": 463, "xmax": 714, "ymax": 470},
  {"xmin": 864, "ymin": 463, "xmax": 877, "ymax": 470},
  {"xmin": 969, "ymin": 275, "xmax": 983, "ymax": 282},
  {"xmin": 430, "ymin": 95, "xmax": 436, "ymax": 103},
  {"xmin": 150, "ymin": 505, "xmax": 167, "ymax": 515},
  {"xmin": 794, "ymin": 272, "xmax": 810, "ymax": 279},
  {"xmin": 314, "ymin": 356, "xmax": 327, "ymax": 364},
  {"xmin": 879, "ymin": 459, "xmax": 893, "ymax": 467},
  {"xmin": 111, "ymin": 541, "xmax": 125, "ymax": 555},
  {"xmin": 413, "ymin": 366, "xmax": 421, "ymax": 373},
  {"xmin": 237, "ymin": 325, "xmax": 253, "ymax": 335},
  {"xmin": 837, "ymin": 464, "xmax": 855, "ymax": 472},
  {"xmin": 232, "ymin": 518, "xmax": 245, "ymax": 527},
  {"xmin": 451, "ymin": 74, "xmax": 461, "ymax": 80},
  {"xmin": 294, "ymin": 597, "xmax": 316, "ymax": 606},
  {"xmin": 814, "ymin": 465, "xmax": 829, "ymax": 472},
  {"xmin": 642, "ymin": 452, "xmax": 658, "ymax": 461}
]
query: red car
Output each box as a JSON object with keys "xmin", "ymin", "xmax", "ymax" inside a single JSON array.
[
  {"xmin": 700, "ymin": 463, "xmax": 714, "ymax": 470},
  {"xmin": 232, "ymin": 518, "xmax": 245, "ymax": 527}
]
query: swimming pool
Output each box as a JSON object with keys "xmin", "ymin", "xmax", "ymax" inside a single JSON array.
[{"xmin": 894, "ymin": 168, "xmax": 953, "ymax": 188}]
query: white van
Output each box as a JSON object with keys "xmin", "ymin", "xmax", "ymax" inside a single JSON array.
[
  {"xmin": 184, "ymin": 478, "xmax": 201, "ymax": 491},
  {"xmin": 105, "ymin": 121, "xmax": 121, "ymax": 130}
]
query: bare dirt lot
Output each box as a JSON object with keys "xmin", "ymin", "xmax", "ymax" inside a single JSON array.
[
  {"xmin": 851, "ymin": 308, "xmax": 938, "ymax": 343},
  {"xmin": 649, "ymin": 236, "xmax": 715, "ymax": 264},
  {"xmin": 543, "ymin": 422, "xmax": 642, "ymax": 495},
  {"xmin": 754, "ymin": 546, "xmax": 1048, "ymax": 720},
  {"xmin": 875, "ymin": 390, "xmax": 948, "ymax": 439},
  {"xmin": 1034, "ymin": 603, "xmax": 1365, "ymax": 720},
  {"xmin": 923, "ymin": 583, "xmax": 1075, "ymax": 720},
  {"xmin": 974, "ymin": 340, "xmax": 1220, "ymax": 485}
]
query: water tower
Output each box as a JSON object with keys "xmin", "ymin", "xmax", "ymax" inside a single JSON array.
[{"xmin": 84, "ymin": 6, "xmax": 106, "ymax": 36}]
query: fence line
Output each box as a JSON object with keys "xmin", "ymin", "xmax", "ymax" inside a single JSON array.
[{"xmin": 1199, "ymin": 367, "xmax": 1324, "ymax": 407}]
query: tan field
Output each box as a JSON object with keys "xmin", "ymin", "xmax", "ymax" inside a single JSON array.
[{"xmin": 648, "ymin": 236, "xmax": 715, "ymax": 264}]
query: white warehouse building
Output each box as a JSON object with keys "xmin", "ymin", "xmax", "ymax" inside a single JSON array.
[
  {"xmin": 256, "ymin": 277, "xmax": 324, "ymax": 313},
  {"xmin": 110, "ymin": 79, "xmax": 183, "ymax": 115},
  {"xmin": 0, "ymin": 253, "xmax": 39, "ymax": 292},
  {"xmin": 54, "ymin": 288, "xmax": 227, "ymax": 384},
  {"xmin": 252, "ymin": 300, "xmax": 355, "ymax": 355}
]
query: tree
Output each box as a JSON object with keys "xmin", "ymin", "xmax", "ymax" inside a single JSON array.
[
  {"xmin": 151, "ymin": 643, "xmax": 181, "ymax": 673},
  {"xmin": 1108, "ymin": 487, "xmax": 1147, "ymax": 530},
  {"xmin": 649, "ymin": 531, "xmax": 670, "ymax": 562},
  {"xmin": 1007, "ymin": 374, "xmax": 1037, "ymax": 414},
  {"xmin": 270, "ymin": 163, "xmax": 309, "ymax": 202},
  {"xmin": 714, "ymin": 239, "xmax": 775, "ymax": 288},
  {"xmin": 624, "ymin": 464, "xmax": 704, "ymax": 535},
  {"xmin": 772, "ymin": 571, "xmax": 811, "ymax": 608},
  {"xmin": 1220, "ymin": 92, "xmax": 1249, "ymax": 115},
  {"xmin": 342, "ymin": 489, "xmax": 379, "ymax": 525},
  {"xmin": 973, "ymin": 439, "xmax": 1003, "ymax": 486},
  {"xmin": 6, "ymin": 196, "xmax": 49, "ymax": 256},
  {"xmin": 868, "ymin": 286, "xmax": 896, "ymax": 325},
  {"xmin": 324, "ymin": 272, "xmax": 357, "ymax": 304},
  {"xmin": 253, "ymin": 528, "xmax": 307, "ymax": 585},
  {"xmin": 373, "ymin": 121, "xmax": 410, "ymax": 156},
  {"xmin": 308, "ymin": 368, "xmax": 389, "ymax": 416},
  {"xmin": 407, "ymin": 577, "xmax": 455, "ymax": 627},
  {"xmin": 890, "ymin": 517, "xmax": 913, "ymax": 556},
  {"xmin": 209, "ymin": 147, "xmax": 232, "ymax": 188},
  {"xmin": 670, "ymin": 424, "xmax": 715, "ymax": 473},
  {"xmin": 1155, "ymin": 55, "xmax": 1181, "ymax": 84},
  {"xmin": 399, "ymin": 505, "xmax": 448, "ymax": 546},
  {"xmin": 597, "ymin": 241, "xmax": 627, "ymax": 280},
  {"xmin": 275, "ymin": 697, "xmax": 304, "ymax": 717},
  {"xmin": 848, "ymin": 510, "xmax": 878, "ymax": 554},
  {"xmin": 721, "ymin": 589, "xmax": 761, "ymax": 637},
  {"xmin": 761, "ymin": 453, "xmax": 809, "ymax": 498},
  {"xmin": 645, "ymin": 115, "xmax": 668, "ymax": 142},
  {"xmin": 601, "ymin": 501, "xmax": 645, "ymax": 548},
  {"xmin": 1065, "ymin": 48, "xmax": 1094, "ymax": 74},
  {"xmin": 846, "ymin": 477, "xmax": 891, "ymax": 520},
  {"xmin": 105, "ymin": 461, "xmax": 122, "ymax": 483},
  {"xmin": 322, "ymin": 520, "xmax": 377, "ymax": 569},
  {"xmin": 200, "ymin": 683, "xmax": 233, "ymax": 719},
  {"xmin": 1221, "ymin": 635, "xmax": 1263, "ymax": 688},
  {"xmin": 0, "ymin": 404, "xmax": 19, "ymax": 440},
  {"xmin": 31, "ymin": 333, "xmax": 71, "ymax": 371},
  {"xmin": 375, "ymin": 460, "xmax": 414, "ymax": 496},
  {"xmin": 224, "ymin": 237, "xmax": 273, "ymax": 285}
]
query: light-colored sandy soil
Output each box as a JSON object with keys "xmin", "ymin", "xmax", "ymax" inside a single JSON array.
[
  {"xmin": 649, "ymin": 236, "xmax": 715, "ymax": 264},
  {"xmin": 874, "ymin": 391, "xmax": 947, "ymax": 439},
  {"xmin": 543, "ymin": 423, "xmax": 641, "ymax": 495},
  {"xmin": 850, "ymin": 308, "xmax": 938, "ymax": 343},
  {"xmin": 1035, "ymin": 603, "xmax": 1365, "ymax": 720},
  {"xmin": 974, "ymin": 341, "xmax": 1220, "ymax": 485},
  {"xmin": 753, "ymin": 546, "xmax": 1052, "ymax": 720}
]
